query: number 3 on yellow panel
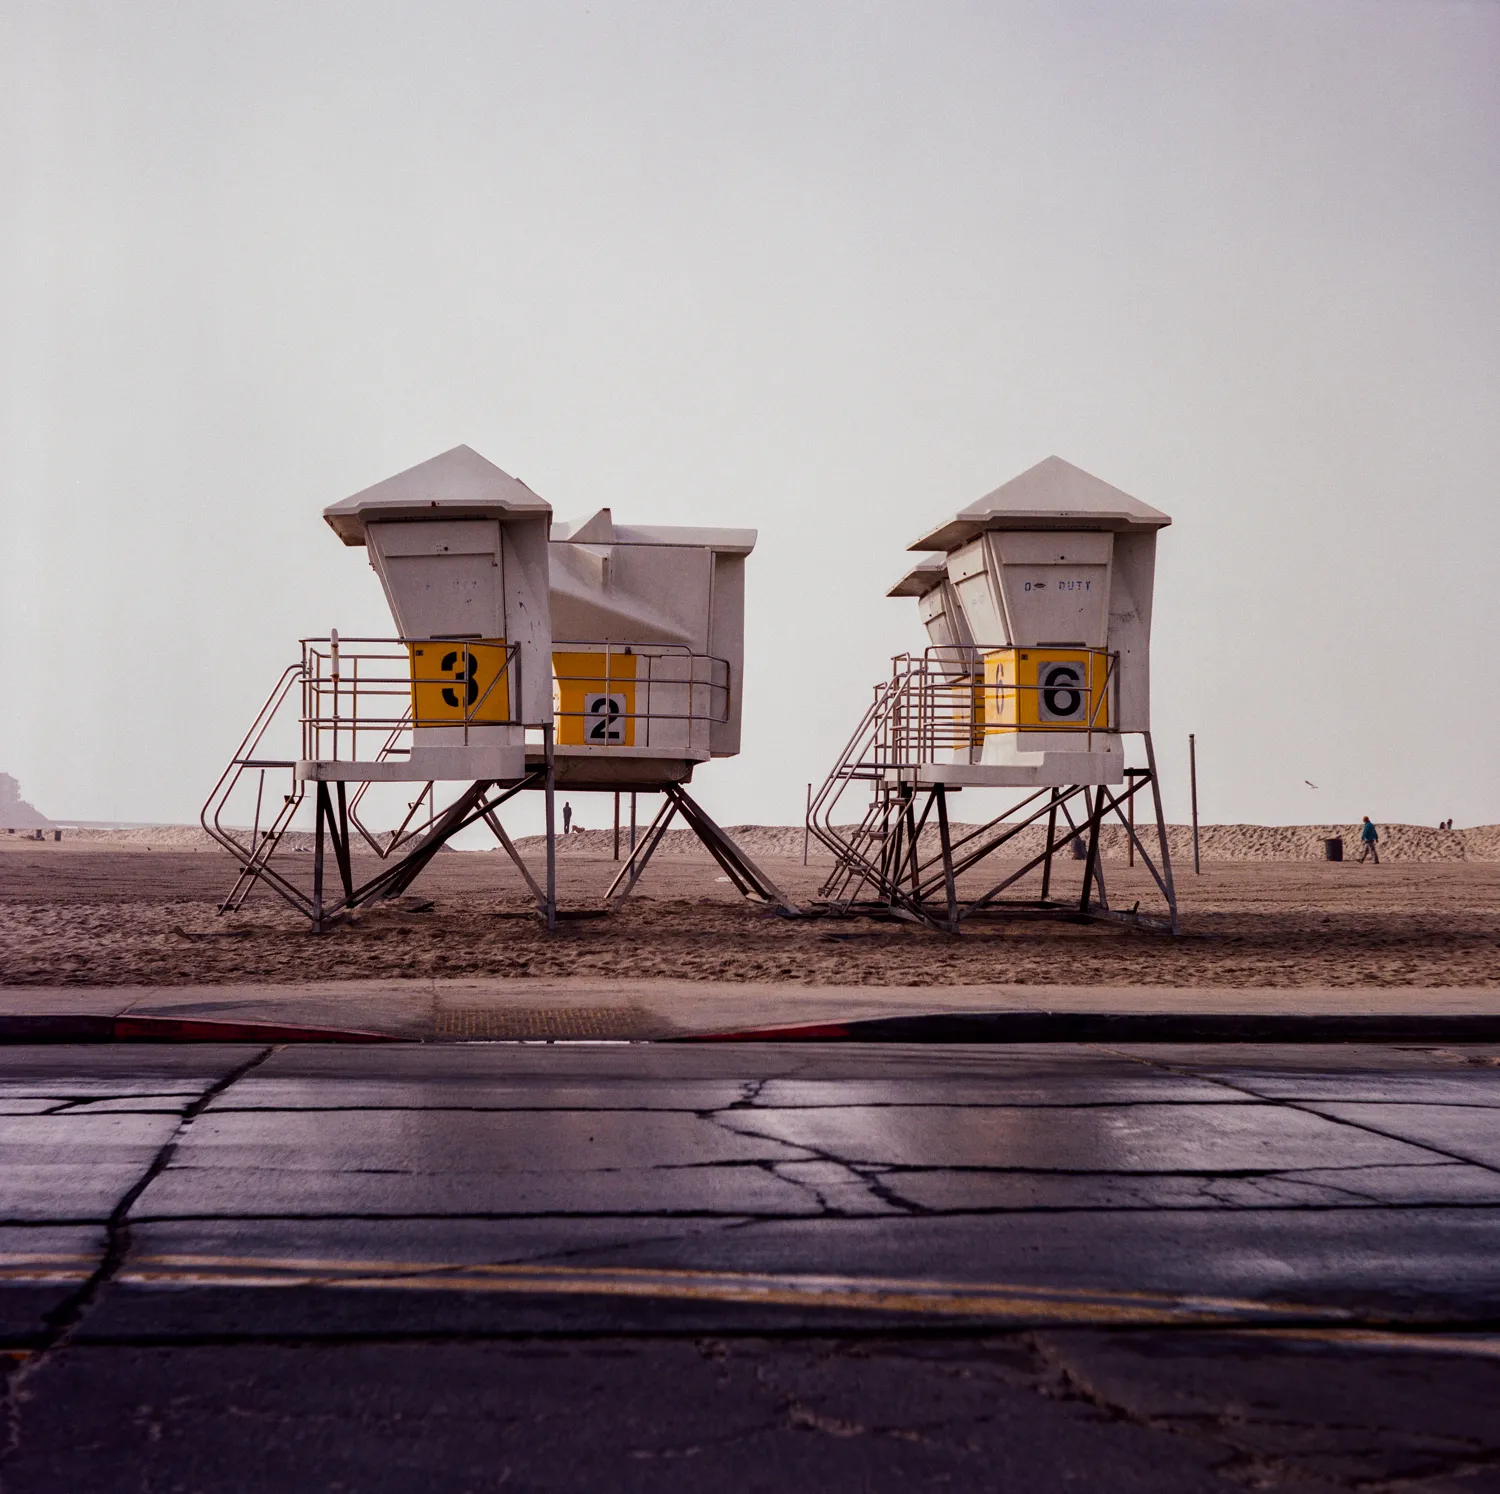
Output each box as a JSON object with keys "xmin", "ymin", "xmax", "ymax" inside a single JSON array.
[{"xmin": 409, "ymin": 641, "xmax": 511, "ymax": 725}]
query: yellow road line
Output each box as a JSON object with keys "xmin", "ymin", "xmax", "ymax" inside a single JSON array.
[
  {"xmin": 0, "ymin": 1253, "xmax": 1494, "ymax": 1347},
  {"xmin": 102, "ymin": 1255, "xmax": 1354, "ymax": 1324},
  {"xmin": 117, "ymin": 1254, "xmax": 1343, "ymax": 1316},
  {"xmin": 1244, "ymin": 1327, "xmax": 1500, "ymax": 1360}
]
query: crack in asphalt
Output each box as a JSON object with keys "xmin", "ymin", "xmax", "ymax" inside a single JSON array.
[
  {"xmin": 696, "ymin": 1107, "xmax": 926, "ymax": 1217},
  {"xmin": 1026, "ymin": 1330, "xmax": 1336, "ymax": 1489},
  {"xmin": 1096, "ymin": 1048, "xmax": 1500, "ymax": 1182},
  {"xmin": 2, "ymin": 1048, "xmax": 1498, "ymax": 1488},
  {"xmin": 0, "ymin": 1046, "xmax": 276, "ymax": 1492},
  {"xmin": 1029, "ymin": 1329, "xmax": 1500, "ymax": 1492}
]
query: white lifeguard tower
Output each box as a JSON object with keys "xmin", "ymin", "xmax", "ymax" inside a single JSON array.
[
  {"xmin": 318, "ymin": 445, "xmax": 556, "ymax": 787},
  {"xmin": 809, "ymin": 457, "xmax": 1179, "ymax": 933},
  {"xmin": 540, "ymin": 507, "xmax": 790, "ymax": 910},
  {"xmin": 203, "ymin": 447, "xmax": 791, "ymax": 927},
  {"xmin": 547, "ymin": 508, "xmax": 750, "ymax": 783},
  {"xmin": 203, "ymin": 446, "xmax": 563, "ymax": 928}
]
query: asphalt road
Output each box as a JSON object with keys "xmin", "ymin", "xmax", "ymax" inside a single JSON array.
[{"xmin": 1, "ymin": 1040, "xmax": 1499, "ymax": 1492}]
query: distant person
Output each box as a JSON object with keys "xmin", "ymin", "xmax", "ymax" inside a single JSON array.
[
  {"xmin": 1358, "ymin": 816, "xmax": 1379, "ymax": 864},
  {"xmin": 562, "ymin": 802, "xmax": 573, "ymax": 834}
]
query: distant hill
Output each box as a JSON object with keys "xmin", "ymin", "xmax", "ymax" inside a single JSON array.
[
  {"xmin": 518, "ymin": 821, "xmax": 1500, "ymax": 864},
  {"xmin": 0, "ymin": 774, "xmax": 51, "ymax": 830}
]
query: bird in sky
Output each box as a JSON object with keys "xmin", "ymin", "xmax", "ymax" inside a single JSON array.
[{"xmin": 1305, "ymin": 780, "xmax": 1318, "ymax": 789}]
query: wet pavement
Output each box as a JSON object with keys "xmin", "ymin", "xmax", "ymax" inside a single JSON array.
[{"xmin": 1, "ymin": 1041, "xmax": 1499, "ymax": 1490}]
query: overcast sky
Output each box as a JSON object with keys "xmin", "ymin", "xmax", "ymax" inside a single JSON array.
[{"xmin": 3, "ymin": 0, "xmax": 1497, "ymax": 836}]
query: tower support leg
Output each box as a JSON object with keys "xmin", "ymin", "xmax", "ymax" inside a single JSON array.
[
  {"xmin": 606, "ymin": 795, "xmax": 679, "ymax": 909},
  {"xmin": 332, "ymin": 781, "xmax": 354, "ymax": 903},
  {"xmin": 935, "ymin": 784, "xmax": 959, "ymax": 933},
  {"xmin": 1143, "ymin": 730, "xmax": 1181, "ymax": 935},
  {"xmin": 312, "ymin": 783, "xmax": 328, "ymax": 933},
  {"xmin": 665, "ymin": 784, "xmax": 799, "ymax": 914},
  {"xmin": 543, "ymin": 724, "xmax": 557, "ymax": 932},
  {"xmin": 1039, "ymin": 789, "xmax": 1060, "ymax": 903},
  {"xmin": 1078, "ymin": 786, "xmax": 1107, "ymax": 919}
]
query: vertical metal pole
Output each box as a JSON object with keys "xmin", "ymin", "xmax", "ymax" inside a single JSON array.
[
  {"xmin": 1128, "ymin": 775, "xmax": 1136, "ymax": 867},
  {"xmin": 311, "ymin": 781, "xmax": 327, "ymax": 932},
  {"xmin": 613, "ymin": 791, "xmax": 621, "ymax": 861},
  {"xmin": 935, "ymin": 785, "xmax": 959, "ymax": 932},
  {"xmin": 884, "ymin": 788, "xmax": 906, "ymax": 907},
  {"xmin": 1189, "ymin": 732, "xmax": 1201, "ymax": 875},
  {"xmin": 1040, "ymin": 789, "xmax": 1059, "ymax": 903},
  {"xmin": 329, "ymin": 630, "xmax": 339, "ymax": 763},
  {"xmin": 251, "ymin": 769, "xmax": 265, "ymax": 865},
  {"xmin": 543, "ymin": 724, "xmax": 557, "ymax": 931},
  {"xmin": 803, "ymin": 783, "xmax": 811, "ymax": 866},
  {"xmin": 1143, "ymin": 731, "xmax": 1180, "ymax": 935},
  {"xmin": 901, "ymin": 786, "xmax": 922, "ymax": 905},
  {"xmin": 1078, "ymin": 785, "xmax": 1105, "ymax": 917},
  {"xmin": 333, "ymin": 780, "xmax": 354, "ymax": 901},
  {"xmin": 630, "ymin": 792, "xmax": 637, "ymax": 854}
]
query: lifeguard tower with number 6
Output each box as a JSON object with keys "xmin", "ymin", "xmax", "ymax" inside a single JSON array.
[{"xmin": 809, "ymin": 456, "xmax": 1179, "ymax": 932}]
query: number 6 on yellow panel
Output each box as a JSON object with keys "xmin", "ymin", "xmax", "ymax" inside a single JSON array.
[{"xmin": 983, "ymin": 648, "xmax": 1109, "ymax": 732}]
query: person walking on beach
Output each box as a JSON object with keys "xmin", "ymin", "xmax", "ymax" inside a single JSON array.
[
  {"xmin": 562, "ymin": 801, "xmax": 573, "ymax": 835},
  {"xmin": 1358, "ymin": 816, "xmax": 1379, "ymax": 863}
]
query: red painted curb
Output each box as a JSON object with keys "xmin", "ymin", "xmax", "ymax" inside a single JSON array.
[
  {"xmin": 112, "ymin": 1015, "xmax": 402, "ymax": 1043},
  {"xmin": 686, "ymin": 1021, "xmax": 853, "ymax": 1042},
  {"xmin": 0, "ymin": 1014, "xmax": 404, "ymax": 1044}
]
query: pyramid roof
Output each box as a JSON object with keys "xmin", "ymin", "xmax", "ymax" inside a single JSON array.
[
  {"xmin": 909, "ymin": 457, "xmax": 1170, "ymax": 553},
  {"xmin": 887, "ymin": 554, "xmax": 950, "ymax": 598},
  {"xmin": 324, "ymin": 445, "xmax": 551, "ymax": 545}
]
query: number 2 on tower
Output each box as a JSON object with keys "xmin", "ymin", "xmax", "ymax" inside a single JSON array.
[{"xmin": 584, "ymin": 693, "xmax": 625, "ymax": 743}]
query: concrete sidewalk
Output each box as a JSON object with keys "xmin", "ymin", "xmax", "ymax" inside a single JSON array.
[{"xmin": 0, "ymin": 978, "xmax": 1497, "ymax": 1041}]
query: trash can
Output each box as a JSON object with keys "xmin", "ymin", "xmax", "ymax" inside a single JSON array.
[{"xmin": 1324, "ymin": 837, "xmax": 1343, "ymax": 862}]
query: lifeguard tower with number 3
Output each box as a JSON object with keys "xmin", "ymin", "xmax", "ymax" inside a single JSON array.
[
  {"xmin": 203, "ymin": 446, "xmax": 790, "ymax": 928},
  {"xmin": 808, "ymin": 456, "xmax": 1179, "ymax": 932}
]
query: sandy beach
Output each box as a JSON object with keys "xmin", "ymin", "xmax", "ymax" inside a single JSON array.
[{"xmin": 2, "ymin": 825, "xmax": 1497, "ymax": 989}]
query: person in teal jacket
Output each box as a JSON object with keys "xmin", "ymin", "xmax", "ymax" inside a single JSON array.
[{"xmin": 1358, "ymin": 816, "xmax": 1380, "ymax": 864}]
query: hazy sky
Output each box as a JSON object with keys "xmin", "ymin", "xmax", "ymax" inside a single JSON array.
[{"xmin": 3, "ymin": 0, "xmax": 1498, "ymax": 836}]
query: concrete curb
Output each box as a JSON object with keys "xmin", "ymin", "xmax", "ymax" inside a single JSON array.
[
  {"xmin": 0, "ymin": 1014, "xmax": 405, "ymax": 1044},
  {"xmin": 678, "ymin": 1012, "xmax": 1500, "ymax": 1044}
]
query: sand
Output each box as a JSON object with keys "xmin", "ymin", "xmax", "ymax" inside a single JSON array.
[
  {"xmin": 2, "ymin": 825, "xmax": 1498, "ymax": 989},
  {"xmin": 24, "ymin": 820, "xmax": 1492, "ymax": 863}
]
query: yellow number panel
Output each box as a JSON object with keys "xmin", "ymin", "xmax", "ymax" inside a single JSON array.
[
  {"xmin": 983, "ymin": 648, "xmax": 1109, "ymax": 731},
  {"xmin": 554, "ymin": 651, "xmax": 638, "ymax": 747},
  {"xmin": 409, "ymin": 640, "xmax": 511, "ymax": 725}
]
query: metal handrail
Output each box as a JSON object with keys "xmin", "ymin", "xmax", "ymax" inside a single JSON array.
[
  {"xmin": 298, "ymin": 638, "xmax": 733, "ymax": 765},
  {"xmin": 203, "ymin": 633, "xmax": 742, "ymax": 894},
  {"xmin": 300, "ymin": 636, "xmax": 524, "ymax": 764},
  {"xmin": 884, "ymin": 647, "xmax": 1118, "ymax": 765},
  {"xmin": 550, "ymin": 639, "xmax": 732, "ymax": 729},
  {"xmin": 806, "ymin": 647, "xmax": 1123, "ymax": 907}
]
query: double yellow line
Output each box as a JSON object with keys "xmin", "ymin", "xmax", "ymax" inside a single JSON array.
[{"xmin": 2, "ymin": 1254, "xmax": 1496, "ymax": 1355}]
